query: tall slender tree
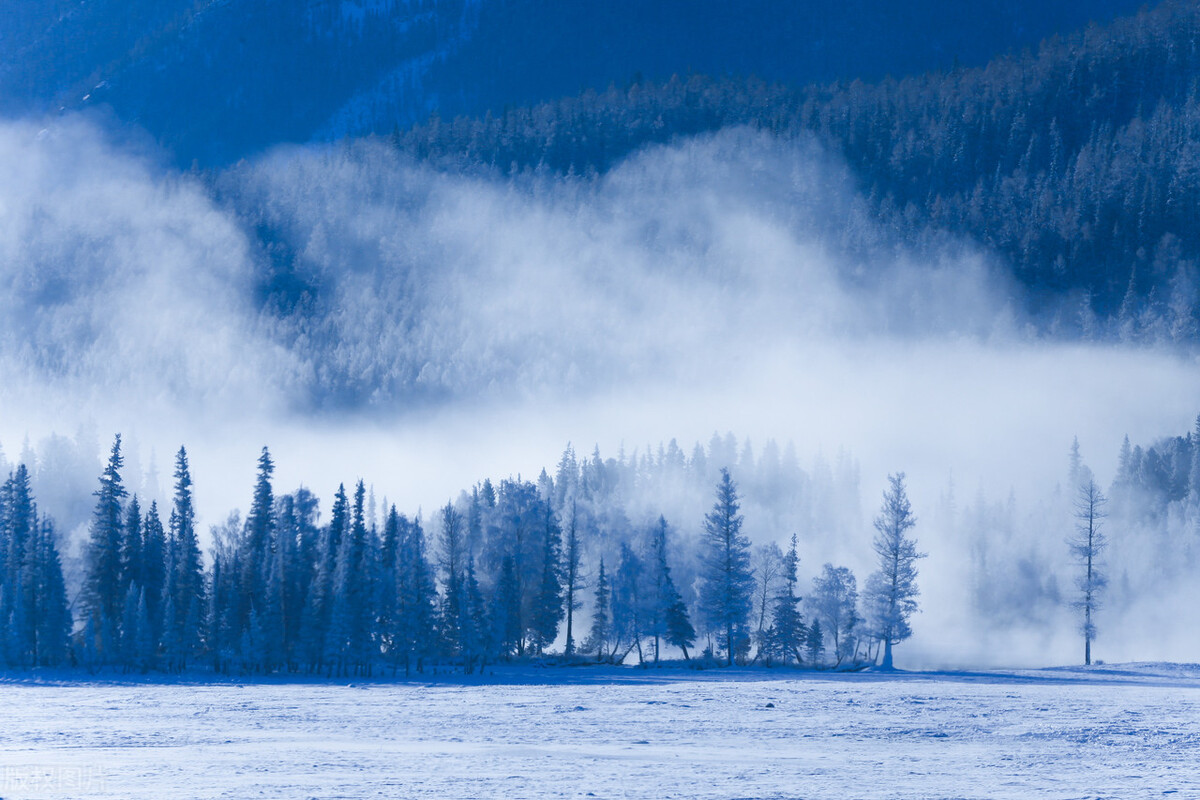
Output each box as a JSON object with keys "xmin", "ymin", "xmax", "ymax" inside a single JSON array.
[
  {"xmin": 862, "ymin": 473, "xmax": 924, "ymax": 670},
  {"xmin": 166, "ymin": 446, "xmax": 205, "ymax": 668},
  {"xmin": 648, "ymin": 516, "xmax": 694, "ymax": 662},
  {"xmin": 769, "ymin": 533, "xmax": 805, "ymax": 666},
  {"xmin": 82, "ymin": 436, "xmax": 127, "ymax": 663},
  {"xmin": 699, "ymin": 469, "xmax": 754, "ymax": 666},
  {"xmin": 1070, "ymin": 475, "xmax": 1108, "ymax": 666}
]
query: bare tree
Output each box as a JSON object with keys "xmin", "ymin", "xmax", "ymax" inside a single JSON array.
[
  {"xmin": 751, "ymin": 542, "xmax": 783, "ymax": 663},
  {"xmin": 1069, "ymin": 474, "xmax": 1108, "ymax": 666}
]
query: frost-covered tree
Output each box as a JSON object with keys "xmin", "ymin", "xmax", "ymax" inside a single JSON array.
[
  {"xmin": 82, "ymin": 435, "xmax": 127, "ymax": 662},
  {"xmin": 560, "ymin": 500, "xmax": 585, "ymax": 656},
  {"xmin": 863, "ymin": 473, "xmax": 923, "ymax": 670},
  {"xmin": 699, "ymin": 469, "xmax": 754, "ymax": 665},
  {"xmin": 768, "ymin": 533, "xmax": 805, "ymax": 666},
  {"xmin": 611, "ymin": 541, "xmax": 647, "ymax": 663},
  {"xmin": 529, "ymin": 504, "xmax": 563, "ymax": 655},
  {"xmin": 1070, "ymin": 475, "xmax": 1108, "ymax": 666},
  {"xmin": 438, "ymin": 501, "xmax": 465, "ymax": 658},
  {"xmin": 648, "ymin": 516, "xmax": 694, "ymax": 662},
  {"xmin": 805, "ymin": 618, "xmax": 825, "ymax": 667},
  {"xmin": 807, "ymin": 564, "xmax": 859, "ymax": 668},
  {"xmin": 584, "ymin": 557, "xmax": 611, "ymax": 662},
  {"xmin": 166, "ymin": 446, "xmax": 205, "ymax": 669},
  {"xmin": 751, "ymin": 542, "xmax": 783, "ymax": 662}
]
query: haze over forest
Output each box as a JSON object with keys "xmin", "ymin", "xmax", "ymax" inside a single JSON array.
[{"xmin": 0, "ymin": 0, "xmax": 1198, "ymax": 670}]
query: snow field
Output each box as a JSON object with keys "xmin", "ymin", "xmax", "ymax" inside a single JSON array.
[{"xmin": 0, "ymin": 668, "xmax": 1197, "ymax": 799}]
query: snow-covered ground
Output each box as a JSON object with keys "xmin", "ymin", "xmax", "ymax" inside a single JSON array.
[{"xmin": 1, "ymin": 664, "xmax": 1198, "ymax": 799}]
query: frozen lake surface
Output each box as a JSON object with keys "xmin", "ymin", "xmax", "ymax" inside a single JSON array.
[{"xmin": 1, "ymin": 663, "xmax": 1198, "ymax": 799}]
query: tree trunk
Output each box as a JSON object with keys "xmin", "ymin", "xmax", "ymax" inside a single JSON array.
[{"xmin": 881, "ymin": 638, "xmax": 894, "ymax": 670}]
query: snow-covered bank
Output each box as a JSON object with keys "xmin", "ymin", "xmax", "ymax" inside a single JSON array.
[{"xmin": 0, "ymin": 665, "xmax": 1197, "ymax": 799}]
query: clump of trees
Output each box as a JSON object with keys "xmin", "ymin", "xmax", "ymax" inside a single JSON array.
[{"xmin": 0, "ymin": 434, "xmax": 926, "ymax": 675}]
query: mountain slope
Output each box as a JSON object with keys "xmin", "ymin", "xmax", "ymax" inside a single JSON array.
[
  {"xmin": 395, "ymin": 0, "xmax": 1200, "ymax": 338},
  {"xmin": 0, "ymin": 0, "xmax": 1145, "ymax": 165}
]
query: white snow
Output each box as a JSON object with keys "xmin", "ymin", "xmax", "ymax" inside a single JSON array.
[{"xmin": 0, "ymin": 665, "xmax": 1197, "ymax": 799}]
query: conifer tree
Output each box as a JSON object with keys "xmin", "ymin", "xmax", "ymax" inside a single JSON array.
[
  {"xmin": 862, "ymin": 473, "xmax": 924, "ymax": 670},
  {"xmin": 82, "ymin": 436, "xmax": 127, "ymax": 662},
  {"xmin": 493, "ymin": 554, "xmax": 522, "ymax": 659},
  {"xmin": 33, "ymin": 519, "xmax": 71, "ymax": 666},
  {"xmin": 530, "ymin": 504, "xmax": 563, "ymax": 654},
  {"xmin": 648, "ymin": 516, "xmax": 694, "ymax": 662},
  {"xmin": 140, "ymin": 502, "xmax": 167, "ymax": 649},
  {"xmin": 393, "ymin": 513, "xmax": 436, "ymax": 675},
  {"xmin": 166, "ymin": 446, "xmax": 204, "ymax": 668},
  {"xmin": 119, "ymin": 495, "xmax": 143, "ymax": 609},
  {"xmin": 699, "ymin": 469, "xmax": 754, "ymax": 666},
  {"xmin": 462, "ymin": 555, "xmax": 489, "ymax": 673},
  {"xmin": 769, "ymin": 533, "xmax": 805, "ymax": 666},
  {"xmin": 585, "ymin": 557, "xmax": 610, "ymax": 662},
  {"xmin": 330, "ymin": 481, "xmax": 372, "ymax": 675},
  {"xmin": 438, "ymin": 502, "xmax": 465, "ymax": 659},
  {"xmin": 560, "ymin": 500, "xmax": 584, "ymax": 656},
  {"xmin": 241, "ymin": 447, "xmax": 275, "ymax": 636},
  {"xmin": 805, "ymin": 618, "xmax": 825, "ymax": 667}
]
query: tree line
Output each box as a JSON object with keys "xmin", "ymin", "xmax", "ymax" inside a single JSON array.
[{"xmin": 0, "ymin": 435, "xmax": 924, "ymax": 676}]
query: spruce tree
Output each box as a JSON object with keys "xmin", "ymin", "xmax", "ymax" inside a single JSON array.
[
  {"xmin": 530, "ymin": 504, "xmax": 563, "ymax": 654},
  {"xmin": 649, "ymin": 516, "xmax": 694, "ymax": 662},
  {"xmin": 33, "ymin": 519, "xmax": 71, "ymax": 666},
  {"xmin": 241, "ymin": 447, "xmax": 275, "ymax": 638},
  {"xmin": 438, "ymin": 502, "xmax": 465, "ymax": 659},
  {"xmin": 699, "ymin": 469, "xmax": 754, "ymax": 666},
  {"xmin": 769, "ymin": 533, "xmax": 805, "ymax": 666},
  {"xmin": 82, "ymin": 436, "xmax": 127, "ymax": 663},
  {"xmin": 560, "ymin": 500, "xmax": 584, "ymax": 657},
  {"xmin": 805, "ymin": 618, "xmax": 825, "ymax": 667},
  {"xmin": 585, "ymin": 558, "xmax": 611, "ymax": 662},
  {"xmin": 166, "ymin": 446, "xmax": 204, "ymax": 668}
]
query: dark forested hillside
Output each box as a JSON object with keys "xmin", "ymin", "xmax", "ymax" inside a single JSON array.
[
  {"xmin": 395, "ymin": 1, "xmax": 1200, "ymax": 336},
  {"xmin": 0, "ymin": 0, "xmax": 1142, "ymax": 166}
]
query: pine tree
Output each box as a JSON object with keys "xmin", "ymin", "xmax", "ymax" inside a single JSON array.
[
  {"xmin": 560, "ymin": 500, "xmax": 584, "ymax": 657},
  {"xmin": 805, "ymin": 618, "xmax": 825, "ymax": 667},
  {"xmin": 611, "ymin": 542, "xmax": 646, "ymax": 664},
  {"xmin": 140, "ymin": 502, "xmax": 167, "ymax": 651},
  {"xmin": 699, "ymin": 469, "xmax": 754, "ymax": 666},
  {"xmin": 240, "ymin": 447, "xmax": 276, "ymax": 643},
  {"xmin": 82, "ymin": 436, "xmax": 127, "ymax": 663},
  {"xmin": 119, "ymin": 495, "xmax": 143, "ymax": 611},
  {"xmin": 648, "ymin": 516, "xmax": 694, "ymax": 662},
  {"xmin": 393, "ymin": 513, "xmax": 436, "ymax": 675},
  {"xmin": 585, "ymin": 557, "xmax": 611, "ymax": 661},
  {"xmin": 530, "ymin": 504, "xmax": 563, "ymax": 654},
  {"xmin": 2, "ymin": 465, "xmax": 38, "ymax": 666},
  {"xmin": 329, "ymin": 481, "xmax": 371, "ymax": 676},
  {"xmin": 493, "ymin": 554, "xmax": 522, "ymax": 660},
  {"xmin": 438, "ymin": 502, "xmax": 465, "ymax": 659},
  {"xmin": 166, "ymin": 446, "xmax": 204, "ymax": 669},
  {"xmin": 33, "ymin": 519, "xmax": 71, "ymax": 666},
  {"xmin": 461, "ymin": 555, "xmax": 489, "ymax": 673},
  {"xmin": 769, "ymin": 533, "xmax": 805, "ymax": 666},
  {"xmin": 862, "ymin": 473, "xmax": 924, "ymax": 670}
]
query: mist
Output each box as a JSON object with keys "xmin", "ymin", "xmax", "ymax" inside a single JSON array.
[{"xmin": 2, "ymin": 113, "xmax": 1199, "ymax": 668}]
